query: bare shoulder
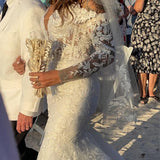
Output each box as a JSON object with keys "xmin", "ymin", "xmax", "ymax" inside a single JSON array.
[{"xmin": 83, "ymin": 0, "xmax": 105, "ymax": 14}]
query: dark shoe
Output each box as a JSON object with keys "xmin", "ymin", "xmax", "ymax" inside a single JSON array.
[
  {"xmin": 149, "ymin": 96, "xmax": 160, "ymax": 103},
  {"xmin": 140, "ymin": 97, "xmax": 148, "ymax": 104}
]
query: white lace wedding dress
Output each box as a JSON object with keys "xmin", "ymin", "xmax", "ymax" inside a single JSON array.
[{"xmin": 37, "ymin": 3, "xmax": 125, "ymax": 160}]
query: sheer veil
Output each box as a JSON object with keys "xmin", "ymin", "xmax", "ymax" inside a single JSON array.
[{"xmin": 94, "ymin": 0, "xmax": 137, "ymax": 125}]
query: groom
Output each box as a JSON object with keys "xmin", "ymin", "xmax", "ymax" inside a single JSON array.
[{"xmin": 0, "ymin": 0, "xmax": 45, "ymax": 159}]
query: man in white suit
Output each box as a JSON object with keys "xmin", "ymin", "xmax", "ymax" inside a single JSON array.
[{"xmin": 0, "ymin": 0, "xmax": 45, "ymax": 159}]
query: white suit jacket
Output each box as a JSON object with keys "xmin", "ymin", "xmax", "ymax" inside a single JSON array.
[{"xmin": 0, "ymin": 0, "xmax": 46, "ymax": 120}]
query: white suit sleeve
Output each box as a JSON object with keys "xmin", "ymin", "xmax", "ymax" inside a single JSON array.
[{"xmin": 19, "ymin": 5, "xmax": 45, "ymax": 116}]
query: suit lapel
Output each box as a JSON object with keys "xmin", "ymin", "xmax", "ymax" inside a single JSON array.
[
  {"xmin": 0, "ymin": 10, "xmax": 10, "ymax": 32},
  {"xmin": 0, "ymin": 0, "xmax": 19, "ymax": 32}
]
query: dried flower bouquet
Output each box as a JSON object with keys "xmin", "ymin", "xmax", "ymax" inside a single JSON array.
[{"xmin": 26, "ymin": 38, "xmax": 53, "ymax": 97}]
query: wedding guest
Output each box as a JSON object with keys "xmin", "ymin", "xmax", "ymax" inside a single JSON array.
[
  {"xmin": 0, "ymin": 0, "xmax": 45, "ymax": 159},
  {"xmin": 0, "ymin": 93, "xmax": 19, "ymax": 160},
  {"xmin": 124, "ymin": 0, "xmax": 137, "ymax": 46},
  {"xmin": 130, "ymin": 0, "xmax": 160, "ymax": 104},
  {"xmin": 118, "ymin": 0, "xmax": 129, "ymax": 45}
]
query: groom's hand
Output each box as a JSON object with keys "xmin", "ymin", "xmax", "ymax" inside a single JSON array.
[
  {"xmin": 13, "ymin": 56, "xmax": 26, "ymax": 75},
  {"xmin": 16, "ymin": 113, "xmax": 33, "ymax": 134}
]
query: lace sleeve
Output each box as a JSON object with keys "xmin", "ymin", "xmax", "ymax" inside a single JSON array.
[{"xmin": 59, "ymin": 18, "xmax": 115, "ymax": 83}]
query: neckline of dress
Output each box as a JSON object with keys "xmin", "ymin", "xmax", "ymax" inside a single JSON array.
[
  {"xmin": 43, "ymin": 3, "xmax": 104, "ymax": 39},
  {"xmin": 45, "ymin": 3, "xmax": 97, "ymax": 24}
]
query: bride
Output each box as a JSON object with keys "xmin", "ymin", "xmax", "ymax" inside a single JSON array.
[
  {"xmin": 15, "ymin": 0, "xmax": 128, "ymax": 159},
  {"xmin": 28, "ymin": 0, "xmax": 126, "ymax": 159}
]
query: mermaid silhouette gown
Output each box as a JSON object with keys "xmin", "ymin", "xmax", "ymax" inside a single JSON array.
[{"xmin": 37, "ymin": 4, "xmax": 124, "ymax": 160}]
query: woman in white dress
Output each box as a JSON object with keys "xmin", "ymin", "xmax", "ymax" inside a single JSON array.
[{"xmin": 29, "ymin": 0, "xmax": 125, "ymax": 159}]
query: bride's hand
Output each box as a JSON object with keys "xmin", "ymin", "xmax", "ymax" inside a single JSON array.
[{"xmin": 29, "ymin": 70, "xmax": 61, "ymax": 89}]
